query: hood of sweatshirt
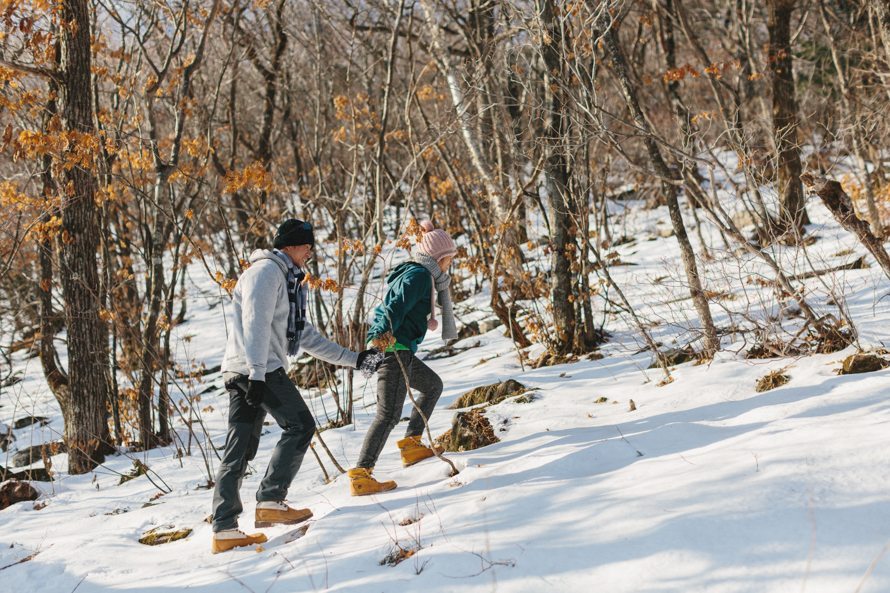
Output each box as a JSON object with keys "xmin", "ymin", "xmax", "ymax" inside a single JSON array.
[
  {"xmin": 386, "ymin": 261, "xmax": 426, "ymax": 284},
  {"xmin": 249, "ymin": 248, "xmax": 290, "ymax": 276}
]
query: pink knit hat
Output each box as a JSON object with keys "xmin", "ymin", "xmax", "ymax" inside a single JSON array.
[{"xmin": 417, "ymin": 220, "xmax": 457, "ymax": 262}]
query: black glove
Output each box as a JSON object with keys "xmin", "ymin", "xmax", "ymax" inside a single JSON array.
[
  {"xmin": 245, "ymin": 380, "xmax": 265, "ymax": 407},
  {"xmin": 356, "ymin": 348, "xmax": 384, "ymax": 376}
]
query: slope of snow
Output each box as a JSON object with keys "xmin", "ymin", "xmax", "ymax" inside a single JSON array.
[{"xmin": 2, "ymin": 195, "xmax": 890, "ymax": 593}]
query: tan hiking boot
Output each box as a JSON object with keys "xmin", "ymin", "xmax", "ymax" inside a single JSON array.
[
  {"xmin": 348, "ymin": 467, "xmax": 397, "ymax": 496},
  {"xmin": 254, "ymin": 501, "xmax": 313, "ymax": 528},
  {"xmin": 397, "ymin": 435, "xmax": 442, "ymax": 467},
  {"xmin": 211, "ymin": 529, "xmax": 268, "ymax": 554}
]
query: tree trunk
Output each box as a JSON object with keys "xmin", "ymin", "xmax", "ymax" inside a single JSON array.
[
  {"xmin": 540, "ymin": 0, "xmax": 576, "ymax": 354},
  {"xmin": 59, "ymin": 0, "xmax": 113, "ymax": 473},
  {"xmin": 37, "ymin": 75, "xmax": 69, "ymax": 403},
  {"xmin": 767, "ymin": 0, "xmax": 810, "ymax": 232}
]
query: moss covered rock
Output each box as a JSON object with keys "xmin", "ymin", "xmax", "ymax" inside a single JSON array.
[
  {"xmin": 436, "ymin": 409, "xmax": 500, "ymax": 452},
  {"xmin": 451, "ymin": 379, "xmax": 528, "ymax": 409},
  {"xmin": 840, "ymin": 354, "xmax": 889, "ymax": 375},
  {"xmin": 0, "ymin": 480, "xmax": 39, "ymax": 510}
]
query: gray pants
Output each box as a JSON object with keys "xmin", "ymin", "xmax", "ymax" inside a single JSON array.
[
  {"xmin": 211, "ymin": 368, "xmax": 315, "ymax": 532},
  {"xmin": 356, "ymin": 350, "xmax": 443, "ymax": 469}
]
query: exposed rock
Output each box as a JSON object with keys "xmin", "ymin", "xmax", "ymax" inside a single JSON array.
[
  {"xmin": 649, "ymin": 347, "xmax": 696, "ymax": 368},
  {"xmin": 11, "ymin": 441, "xmax": 66, "ymax": 468},
  {"xmin": 530, "ymin": 350, "xmax": 578, "ymax": 369},
  {"xmin": 478, "ymin": 318, "xmax": 503, "ymax": 334},
  {"xmin": 436, "ymin": 409, "xmax": 499, "ymax": 453},
  {"xmin": 840, "ymin": 353, "xmax": 889, "ymax": 375},
  {"xmin": 451, "ymin": 379, "xmax": 528, "ymax": 409},
  {"xmin": 514, "ymin": 392, "xmax": 539, "ymax": 404},
  {"xmin": 0, "ymin": 423, "xmax": 13, "ymax": 453},
  {"xmin": 457, "ymin": 321, "xmax": 480, "ymax": 341},
  {"xmin": 11, "ymin": 467, "xmax": 53, "ymax": 482},
  {"xmin": 13, "ymin": 416, "xmax": 49, "ymax": 429},
  {"xmin": 0, "ymin": 480, "xmax": 39, "ymax": 510}
]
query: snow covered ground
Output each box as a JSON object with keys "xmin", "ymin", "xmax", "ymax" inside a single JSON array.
[{"xmin": 2, "ymin": 193, "xmax": 890, "ymax": 593}]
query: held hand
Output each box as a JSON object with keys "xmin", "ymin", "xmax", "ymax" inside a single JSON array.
[
  {"xmin": 369, "ymin": 332, "xmax": 396, "ymax": 352},
  {"xmin": 355, "ymin": 348, "xmax": 376, "ymax": 370},
  {"xmin": 245, "ymin": 380, "xmax": 265, "ymax": 407},
  {"xmin": 356, "ymin": 348, "xmax": 385, "ymax": 377}
]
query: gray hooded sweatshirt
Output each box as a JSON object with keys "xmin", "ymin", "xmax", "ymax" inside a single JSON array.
[{"xmin": 221, "ymin": 249, "xmax": 358, "ymax": 380}]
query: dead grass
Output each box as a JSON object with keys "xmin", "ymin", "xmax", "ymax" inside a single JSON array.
[
  {"xmin": 380, "ymin": 543, "xmax": 419, "ymax": 566},
  {"xmin": 755, "ymin": 368, "xmax": 791, "ymax": 393},
  {"xmin": 139, "ymin": 527, "xmax": 192, "ymax": 546}
]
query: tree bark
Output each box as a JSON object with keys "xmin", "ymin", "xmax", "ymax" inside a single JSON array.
[
  {"xmin": 38, "ymin": 88, "xmax": 69, "ymax": 403},
  {"xmin": 767, "ymin": 0, "xmax": 810, "ymax": 232},
  {"xmin": 540, "ymin": 0, "xmax": 576, "ymax": 354},
  {"xmin": 59, "ymin": 0, "xmax": 114, "ymax": 473}
]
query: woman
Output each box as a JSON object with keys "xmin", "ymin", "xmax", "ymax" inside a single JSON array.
[{"xmin": 348, "ymin": 220, "xmax": 458, "ymax": 496}]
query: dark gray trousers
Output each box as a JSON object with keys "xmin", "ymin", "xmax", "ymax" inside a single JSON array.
[
  {"xmin": 211, "ymin": 368, "xmax": 315, "ymax": 532},
  {"xmin": 356, "ymin": 350, "xmax": 443, "ymax": 469}
]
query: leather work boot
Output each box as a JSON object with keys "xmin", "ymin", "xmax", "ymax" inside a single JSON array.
[
  {"xmin": 254, "ymin": 501, "xmax": 313, "ymax": 528},
  {"xmin": 211, "ymin": 529, "xmax": 268, "ymax": 554},
  {"xmin": 397, "ymin": 435, "xmax": 442, "ymax": 467},
  {"xmin": 348, "ymin": 467, "xmax": 397, "ymax": 496}
]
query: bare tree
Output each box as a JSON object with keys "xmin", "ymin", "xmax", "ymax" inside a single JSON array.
[{"xmin": 767, "ymin": 0, "xmax": 810, "ymax": 233}]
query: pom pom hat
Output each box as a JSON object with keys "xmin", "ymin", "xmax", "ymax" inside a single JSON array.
[{"xmin": 416, "ymin": 220, "xmax": 457, "ymax": 262}]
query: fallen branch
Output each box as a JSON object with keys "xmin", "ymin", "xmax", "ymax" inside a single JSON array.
[
  {"xmin": 801, "ymin": 174, "xmax": 890, "ymax": 280},
  {"xmin": 791, "ymin": 256, "xmax": 867, "ymax": 281}
]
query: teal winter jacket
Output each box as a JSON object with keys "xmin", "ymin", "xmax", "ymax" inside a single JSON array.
[{"xmin": 366, "ymin": 262, "xmax": 432, "ymax": 352}]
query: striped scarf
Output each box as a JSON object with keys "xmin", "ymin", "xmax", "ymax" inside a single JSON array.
[
  {"xmin": 413, "ymin": 253, "xmax": 458, "ymax": 341},
  {"xmin": 273, "ymin": 250, "xmax": 307, "ymax": 356}
]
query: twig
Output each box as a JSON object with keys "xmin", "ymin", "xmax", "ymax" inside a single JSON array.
[
  {"xmin": 391, "ymin": 351, "xmax": 460, "ymax": 476},
  {"xmin": 616, "ymin": 426, "xmax": 643, "ymax": 457},
  {"xmin": 313, "ymin": 429, "xmax": 345, "ymax": 474},
  {"xmin": 308, "ymin": 441, "xmax": 331, "ymax": 483}
]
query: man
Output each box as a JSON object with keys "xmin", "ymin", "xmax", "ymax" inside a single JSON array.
[{"xmin": 211, "ymin": 218, "xmax": 379, "ymax": 553}]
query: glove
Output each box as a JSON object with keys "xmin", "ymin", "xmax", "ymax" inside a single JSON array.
[
  {"xmin": 356, "ymin": 348, "xmax": 384, "ymax": 377},
  {"xmin": 245, "ymin": 380, "xmax": 265, "ymax": 407}
]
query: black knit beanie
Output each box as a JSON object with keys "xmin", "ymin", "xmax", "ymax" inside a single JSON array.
[{"xmin": 273, "ymin": 219, "xmax": 314, "ymax": 248}]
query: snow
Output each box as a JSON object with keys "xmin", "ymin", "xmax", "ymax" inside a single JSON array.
[{"xmin": 2, "ymin": 195, "xmax": 890, "ymax": 592}]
